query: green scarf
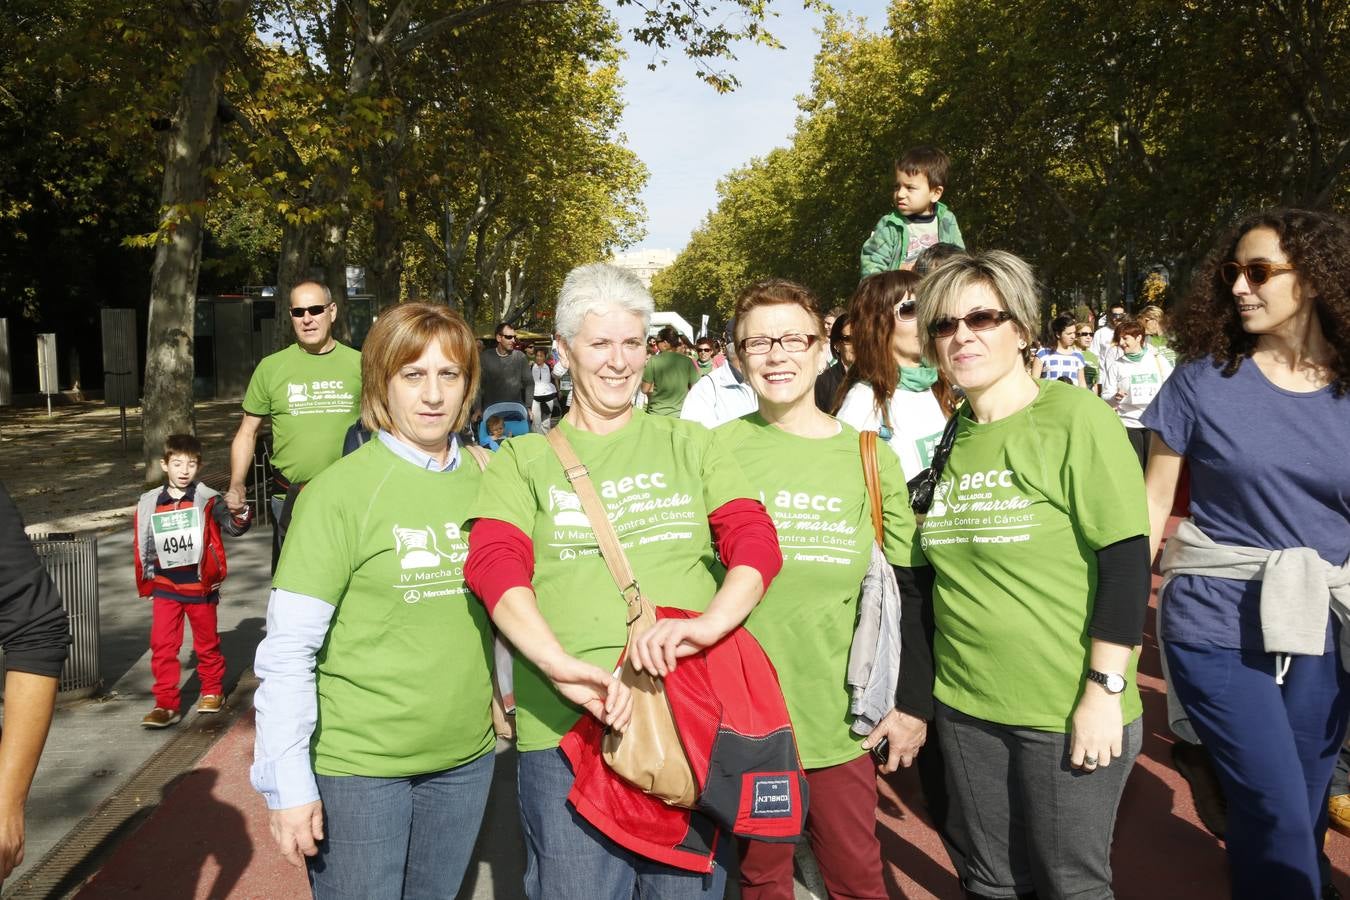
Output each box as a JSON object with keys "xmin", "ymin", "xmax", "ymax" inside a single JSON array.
[
  {"xmin": 1124, "ymin": 349, "xmax": 1146, "ymax": 363},
  {"xmin": 898, "ymin": 364, "xmax": 939, "ymax": 392}
]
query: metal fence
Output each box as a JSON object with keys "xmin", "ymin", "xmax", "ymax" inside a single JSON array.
[{"xmin": 29, "ymin": 532, "xmax": 100, "ymax": 699}]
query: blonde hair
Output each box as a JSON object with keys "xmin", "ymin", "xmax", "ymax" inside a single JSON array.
[
  {"xmin": 361, "ymin": 303, "xmax": 480, "ymax": 434},
  {"xmin": 1138, "ymin": 304, "xmax": 1165, "ymax": 322},
  {"xmin": 916, "ymin": 250, "xmax": 1040, "ymax": 362}
]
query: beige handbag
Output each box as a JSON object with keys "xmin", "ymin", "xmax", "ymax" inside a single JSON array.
[{"xmin": 546, "ymin": 428, "xmax": 699, "ymax": 808}]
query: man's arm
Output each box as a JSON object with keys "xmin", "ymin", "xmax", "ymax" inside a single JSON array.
[
  {"xmin": 226, "ymin": 413, "xmax": 264, "ymax": 514},
  {"xmin": 0, "ymin": 484, "xmax": 68, "ymax": 880},
  {"xmin": 0, "ymin": 671, "xmax": 57, "ymax": 879}
]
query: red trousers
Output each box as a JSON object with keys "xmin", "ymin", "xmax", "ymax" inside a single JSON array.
[
  {"xmin": 149, "ymin": 597, "xmax": 224, "ymax": 711},
  {"xmin": 738, "ymin": 752, "xmax": 886, "ymax": 899}
]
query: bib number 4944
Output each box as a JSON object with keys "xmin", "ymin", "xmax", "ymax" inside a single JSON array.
[{"xmin": 151, "ymin": 508, "xmax": 204, "ymax": 570}]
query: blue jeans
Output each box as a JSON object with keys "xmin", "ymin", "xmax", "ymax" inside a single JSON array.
[
  {"xmin": 1167, "ymin": 641, "xmax": 1350, "ymax": 900},
  {"xmin": 308, "ymin": 751, "xmax": 495, "ymax": 900},
  {"xmin": 516, "ymin": 747, "xmax": 726, "ymax": 900}
]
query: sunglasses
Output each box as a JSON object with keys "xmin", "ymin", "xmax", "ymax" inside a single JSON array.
[
  {"xmin": 928, "ymin": 309, "xmax": 1014, "ymax": 338},
  {"xmin": 500, "ymin": 333, "xmax": 517, "ymax": 340},
  {"xmin": 289, "ymin": 303, "xmax": 331, "ymax": 318},
  {"xmin": 1220, "ymin": 261, "xmax": 1296, "ymax": 286},
  {"xmin": 894, "ymin": 300, "xmax": 918, "ymax": 320},
  {"xmin": 738, "ymin": 333, "xmax": 819, "ymax": 355},
  {"xmin": 696, "ymin": 346, "xmax": 712, "ymax": 352}
]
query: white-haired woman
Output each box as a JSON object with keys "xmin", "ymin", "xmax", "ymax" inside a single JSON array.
[
  {"xmin": 464, "ymin": 263, "xmax": 782, "ymax": 899},
  {"xmin": 914, "ymin": 252, "xmax": 1152, "ymax": 899}
]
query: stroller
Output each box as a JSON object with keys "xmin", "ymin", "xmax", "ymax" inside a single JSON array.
[{"xmin": 477, "ymin": 402, "xmax": 531, "ymax": 450}]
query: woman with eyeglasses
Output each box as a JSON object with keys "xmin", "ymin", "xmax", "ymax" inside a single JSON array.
[
  {"xmin": 915, "ymin": 251, "xmax": 1152, "ymax": 900},
  {"xmin": 837, "ymin": 270, "xmax": 955, "ymax": 480},
  {"xmin": 716, "ymin": 279, "xmax": 925, "ymax": 899},
  {"xmin": 1030, "ymin": 314, "xmax": 1089, "ymax": 388},
  {"xmin": 694, "ymin": 339, "xmax": 716, "ymax": 374},
  {"xmin": 1141, "ymin": 209, "xmax": 1350, "ymax": 899}
]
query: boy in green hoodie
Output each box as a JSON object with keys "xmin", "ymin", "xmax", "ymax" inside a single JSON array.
[{"xmin": 860, "ymin": 146, "xmax": 965, "ymax": 277}]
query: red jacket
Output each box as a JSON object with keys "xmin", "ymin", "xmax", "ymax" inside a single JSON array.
[
  {"xmin": 560, "ymin": 606, "xmax": 808, "ymax": 873},
  {"xmin": 133, "ymin": 483, "xmax": 250, "ymax": 602}
]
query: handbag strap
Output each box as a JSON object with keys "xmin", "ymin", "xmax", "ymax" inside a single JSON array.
[
  {"xmin": 927, "ymin": 405, "xmax": 964, "ymax": 485},
  {"xmin": 859, "ymin": 431, "xmax": 884, "ymax": 546},
  {"xmin": 546, "ymin": 428, "xmax": 643, "ymax": 621}
]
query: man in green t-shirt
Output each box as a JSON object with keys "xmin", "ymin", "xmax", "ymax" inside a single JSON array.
[
  {"xmin": 225, "ymin": 281, "xmax": 362, "ymax": 571},
  {"xmin": 640, "ymin": 325, "xmax": 700, "ymax": 415}
]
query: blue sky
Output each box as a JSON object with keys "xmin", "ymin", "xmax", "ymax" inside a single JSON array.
[{"xmin": 611, "ymin": 0, "xmax": 891, "ymax": 252}]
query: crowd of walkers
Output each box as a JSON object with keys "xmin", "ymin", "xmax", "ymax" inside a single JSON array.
[{"xmin": 229, "ymin": 142, "xmax": 1350, "ymax": 900}]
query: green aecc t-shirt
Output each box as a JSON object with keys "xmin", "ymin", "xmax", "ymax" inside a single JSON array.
[
  {"xmin": 244, "ymin": 342, "xmax": 362, "ymax": 485},
  {"xmin": 273, "ymin": 439, "xmax": 494, "ymax": 777},
  {"xmin": 718, "ymin": 415, "xmax": 923, "ymax": 767},
  {"xmin": 642, "ymin": 351, "xmax": 701, "ymax": 416},
  {"xmin": 469, "ymin": 414, "xmax": 754, "ymax": 751},
  {"xmin": 919, "ymin": 380, "xmax": 1148, "ymax": 731}
]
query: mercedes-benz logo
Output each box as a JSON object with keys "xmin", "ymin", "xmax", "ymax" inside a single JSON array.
[{"xmin": 403, "ymin": 589, "xmax": 422, "ymax": 603}]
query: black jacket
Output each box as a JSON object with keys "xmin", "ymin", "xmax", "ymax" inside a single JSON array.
[{"xmin": 0, "ymin": 483, "xmax": 71, "ymax": 677}]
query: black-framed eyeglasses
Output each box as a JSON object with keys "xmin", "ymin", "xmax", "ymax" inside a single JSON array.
[
  {"xmin": 1220, "ymin": 261, "xmax": 1296, "ymax": 286},
  {"xmin": 289, "ymin": 303, "xmax": 332, "ymax": 318},
  {"xmin": 928, "ymin": 309, "xmax": 1014, "ymax": 338},
  {"xmin": 738, "ymin": 333, "xmax": 819, "ymax": 355},
  {"xmin": 894, "ymin": 300, "xmax": 918, "ymax": 320}
]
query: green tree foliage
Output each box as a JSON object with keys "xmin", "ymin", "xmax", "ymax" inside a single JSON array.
[{"xmin": 654, "ymin": 0, "xmax": 1350, "ymax": 321}]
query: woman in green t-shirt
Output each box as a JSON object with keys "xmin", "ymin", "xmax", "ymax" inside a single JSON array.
[
  {"xmin": 716, "ymin": 278, "xmax": 928, "ymax": 898},
  {"xmin": 251, "ymin": 304, "xmax": 498, "ymax": 899},
  {"xmin": 464, "ymin": 263, "xmax": 782, "ymax": 899},
  {"xmin": 914, "ymin": 252, "xmax": 1152, "ymax": 899}
]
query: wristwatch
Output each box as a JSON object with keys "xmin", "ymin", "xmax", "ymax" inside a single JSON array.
[{"xmin": 1086, "ymin": 669, "xmax": 1127, "ymax": 694}]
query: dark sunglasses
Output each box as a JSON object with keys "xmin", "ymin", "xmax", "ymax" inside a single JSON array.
[
  {"xmin": 1220, "ymin": 261, "xmax": 1296, "ymax": 286},
  {"xmin": 500, "ymin": 332, "xmax": 517, "ymax": 340},
  {"xmin": 696, "ymin": 345, "xmax": 713, "ymax": 352},
  {"xmin": 894, "ymin": 300, "xmax": 918, "ymax": 320},
  {"xmin": 289, "ymin": 303, "xmax": 331, "ymax": 318},
  {"xmin": 928, "ymin": 309, "xmax": 1014, "ymax": 338},
  {"xmin": 836, "ymin": 336, "xmax": 853, "ymax": 344}
]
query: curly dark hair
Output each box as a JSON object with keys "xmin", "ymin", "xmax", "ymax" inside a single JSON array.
[{"xmin": 1172, "ymin": 208, "xmax": 1350, "ymax": 396}]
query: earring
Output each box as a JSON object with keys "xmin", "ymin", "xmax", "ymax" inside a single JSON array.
[{"xmin": 1018, "ymin": 340, "xmax": 1027, "ymax": 349}]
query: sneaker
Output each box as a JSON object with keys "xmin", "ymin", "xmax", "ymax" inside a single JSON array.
[
  {"xmin": 141, "ymin": 707, "xmax": 182, "ymax": 729},
  {"xmin": 1172, "ymin": 740, "xmax": 1227, "ymax": 838},
  {"xmin": 197, "ymin": 694, "xmax": 225, "ymax": 714},
  {"xmin": 1330, "ymin": 793, "xmax": 1350, "ymax": 838}
]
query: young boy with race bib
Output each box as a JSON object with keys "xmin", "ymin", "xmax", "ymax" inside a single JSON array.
[{"xmin": 133, "ymin": 434, "xmax": 252, "ymax": 728}]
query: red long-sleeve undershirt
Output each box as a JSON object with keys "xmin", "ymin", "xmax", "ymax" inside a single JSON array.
[{"xmin": 464, "ymin": 497, "xmax": 782, "ymax": 616}]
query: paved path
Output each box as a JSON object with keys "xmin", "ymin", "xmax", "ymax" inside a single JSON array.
[{"xmin": 12, "ymin": 523, "xmax": 1350, "ymax": 898}]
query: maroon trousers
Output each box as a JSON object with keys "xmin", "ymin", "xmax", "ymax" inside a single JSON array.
[
  {"xmin": 149, "ymin": 597, "xmax": 224, "ymax": 711},
  {"xmin": 737, "ymin": 753, "xmax": 886, "ymax": 900}
]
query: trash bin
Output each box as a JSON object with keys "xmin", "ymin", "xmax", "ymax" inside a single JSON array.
[{"xmin": 29, "ymin": 532, "xmax": 101, "ymax": 700}]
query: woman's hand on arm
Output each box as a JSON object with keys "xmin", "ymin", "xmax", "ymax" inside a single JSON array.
[
  {"xmin": 268, "ymin": 802, "xmax": 324, "ymax": 868},
  {"xmin": 1069, "ymin": 639, "xmax": 1133, "ymax": 771},
  {"xmin": 1143, "ymin": 434, "xmax": 1184, "ymax": 563},
  {"xmin": 630, "ymin": 565, "xmax": 765, "ymax": 677},
  {"xmin": 492, "ymin": 586, "xmax": 632, "ymax": 732}
]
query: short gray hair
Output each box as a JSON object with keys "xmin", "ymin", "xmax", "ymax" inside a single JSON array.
[
  {"xmin": 916, "ymin": 250, "xmax": 1040, "ymax": 362},
  {"xmin": 554, "ymin": 263, "xmax": 653, "ymax": 342},
  {"xmin": 291, "ymin": 280, "xmax": 333, "ymax": 305}
]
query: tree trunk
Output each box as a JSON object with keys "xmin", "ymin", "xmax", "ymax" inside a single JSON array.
[
  {"xmin": 140, "ymin": 1, "xmax": 244, "ymax": 482},
  {"xmin": 275, "ymin": 219, "xmax": 319, "ymax": 348},
  {"xmin": 371, "ymin": 186, "xmax": 404, "ymax": 309},
  {"xmin": 322, "ymin": 219, "xmax": 351, "ymax": 342}
]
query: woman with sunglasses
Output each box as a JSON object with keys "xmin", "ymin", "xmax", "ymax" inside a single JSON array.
[
  {"xmin": 915, "ymin": 251, "xmax": 1152, "ymax": 900},
  {"xmin": 813, "ymin": 313, "xmax": 853, "ymax": 412},
  {"xmin": 1141, "ymin": 209, "xmax": 1350, "ymax": 900},
  {"xmin": 1030, "ymin": 313, "xmax": 1089, "ymax": 388},
  {"xmin": 837, "ymin": 270, "xmax": 955, "ymax": 479},
  {"xmin": 716, "ymin": 279, "xmax": 925, "ymax": 899}
]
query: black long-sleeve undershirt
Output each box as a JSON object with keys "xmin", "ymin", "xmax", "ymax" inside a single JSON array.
[{"xmin": 0, "ymin": 483, "xmax": 71, "ymax": 678}]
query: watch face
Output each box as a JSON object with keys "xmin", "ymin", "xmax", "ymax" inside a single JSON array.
[{"xmin": 1105, "ymin": 673, "xmax": 1127, "ymax": 694}]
